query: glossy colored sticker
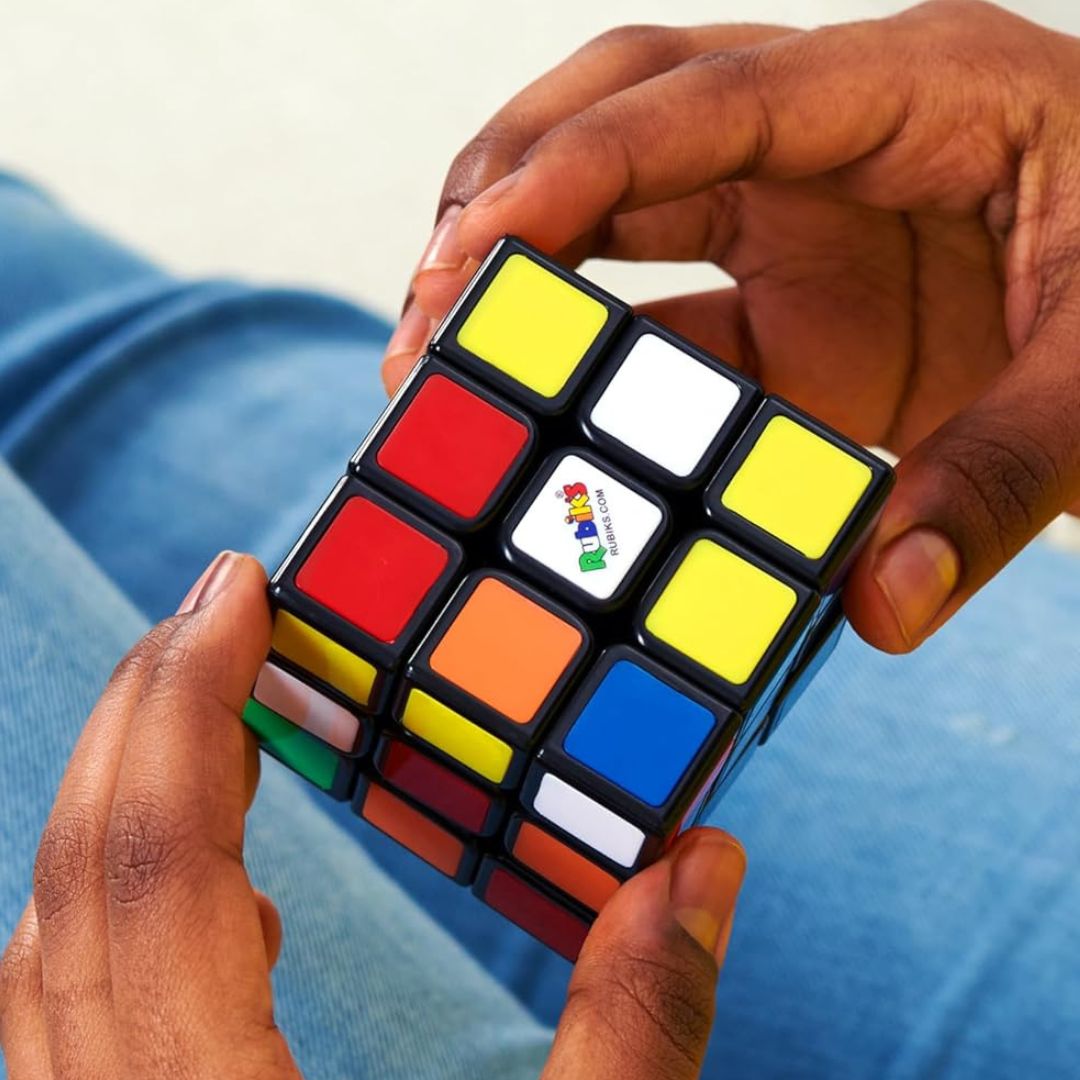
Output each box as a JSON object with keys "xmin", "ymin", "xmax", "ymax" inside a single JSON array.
[
  {"xmin": 482, "ymin": 865, "xmax": 590, "ymax": 962},
  {"xmin": 457, "ymin": 253, "xmax": 607, "ymax": 398},
  {"xmin": 512, "ymin": 821, "xmax": 620, "ymax": 914},
  {"xmin": 400, "ymin": 688, "xmax": 513, "ymax": 784},
  {"xmin": 430, "ymin": 577, "xmax": 583, "ymax": 724},
  {"xmin": 590, "ymin": 333, "xmax": 741, "ymax": 477},
  {"xmin": 644, "ymin": 538, "xmax": 797, "ymax": 686},
  {"xmin": 271, "ymin": 610, "xmax": 378, "ymax": 708},
  {"xmin": 360, "ymin": 782, "xmax": 465, "ymax": 878},
  {"xmin": 376, "ymin": 374, "xmax": 529, "ymax": 519},
  {"xmin": 563, "ymin": 659, "xmax": 715, "ymax": 805},
  {"xmin": 721, "ymin": 415, "xmax": 872, "ymax": 559},
  {"xmin": 296, "ymin": 495, "xmax": 449, "ymax": 644}
]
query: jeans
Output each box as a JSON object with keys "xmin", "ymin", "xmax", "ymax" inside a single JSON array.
[{"xmin": 1, "ymin": 172, "xmax": 1078, "ymax": 1079}]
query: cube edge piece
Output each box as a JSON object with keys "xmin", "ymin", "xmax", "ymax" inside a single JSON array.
[
  {"xmin": 704, "ymin": 395, "xmax": 895, "ymax": 590},
  {"xmin": 578, "ymin": 314, "xmax": 763, "ymax": 491},
  {"xmin": 430, "ymin": 236, "xmax": 632, "ymax": 415}
]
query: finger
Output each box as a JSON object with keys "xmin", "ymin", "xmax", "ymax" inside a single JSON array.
[
  {"xmin": 30, "ymin": 569, "xmax": 225, "ymax": 1080},
  {"xmin": 0, "ymin": 901, "xmax": 52, "ymax": 1080},
  {"xmin": 542, "ymin": 829, "xmax": 745, "ymax": 1080},
  {"xmin": 388, "ymin": 23, "xmax": 796, "ymax": 384},
  {"xmin": 103, "ymin": 554, "xmax": 295, "ymax": 1076},
  {"xmin": 454, "ymin": 22, "xmax": 921, "ymax": 266},
  {"xmin": 846, "ymin": 291, "xmax": 1080, "ymax": 652}
]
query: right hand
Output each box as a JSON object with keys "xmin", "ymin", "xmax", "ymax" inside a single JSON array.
[{"xmin": 385, "ymin": 0, "xmax": 1080, "ymax": 656}]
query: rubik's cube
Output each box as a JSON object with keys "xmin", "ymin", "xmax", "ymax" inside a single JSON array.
[{"xmin": 243, "ymin": 237, "xmax": 893, "ymax": 961}]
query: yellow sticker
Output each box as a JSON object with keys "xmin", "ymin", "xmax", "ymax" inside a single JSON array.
[
  {"xmin": 401, "ymin": 689, "xmax": 512, "ymax": 784},
  {"xmin": 457, "ymin": 254, "xmax": 607, "ymax": 398},
  {"xmin": 645, "ymin": 538, "xmax": 797, "ymax": 685},
  {"xmin": 271, "ymin": 611, "xmax": 377, "ymax": 707},
  {"xmin": 721, "ymin": 415, "xmax": 872, "ymax": 559}
]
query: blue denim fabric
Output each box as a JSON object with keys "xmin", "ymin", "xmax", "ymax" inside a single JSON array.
[{"xmin": 1, "ymin": 172, "xmax": 1079, "ymax": 1078}]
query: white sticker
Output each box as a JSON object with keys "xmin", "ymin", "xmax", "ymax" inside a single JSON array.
[
  {"xmin": 590, "ymin": 333, "xmax": 742, "ymax": 477},
  {"xmin": 510, "ymin": 453, "xmax": 663, "ymax": 600},
  {"xmin": 532, "ymin": 772, "xmax": 645, "ymax": 868},
  {"xmin": 253, "ymin": 662, "xmax": 359, "ymax": 753}
]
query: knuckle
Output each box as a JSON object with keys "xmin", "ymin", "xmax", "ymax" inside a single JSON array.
[
  {"xmin": 586, "ymin": 23, "xmax": 677, "ymax": 58},
  {"xmin": 444, "ymin": 118, "xmax": 524, "ymax": 203},
  {"xmin": 569, "ymin": 938, "xmax": 714, "ymax": 1071},
  {"xmin": 106, "ymin": 617, "xmax": 181, "ymax": 693},
  {"xmin": 33, "ymin": 805, "xmax": 103, "ymax": 925},
  {"xmin": 104, "ymin": 793, "xmax": 189, "ymax": 909},
  {"xmin": 933, "ymin": 421, "xmax": 1063, "ymax": 559}
]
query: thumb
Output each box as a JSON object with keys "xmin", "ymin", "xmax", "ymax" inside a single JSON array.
[
  {"xmin": 542, "ymin": 829, "xmax": 745, "ymax": 1080},
  {"xmin": 846, "ymin": 303, "xmax": 1080, "ymax": 653}
]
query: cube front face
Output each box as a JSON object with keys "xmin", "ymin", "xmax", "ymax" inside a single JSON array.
[{"xmin": 245, "ymin": 236, "xmax": 893, "ymax": 960}]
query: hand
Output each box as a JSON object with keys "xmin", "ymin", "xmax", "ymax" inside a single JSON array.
[
  {"xmin": 384, "ymin": 0, "xmax": 1080, "ymax": 654},
  {"xmin": 540, "ymin": 829, "xmax": 745, "ymax": 1080},
  {"xmin": 0, "ymin": 552, "xmax": 301, "ymax": 1079}
]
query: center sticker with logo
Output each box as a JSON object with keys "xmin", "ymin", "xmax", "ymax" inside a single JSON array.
[{"xmin": 509, "ymin": 453, "xmax": 664, "ymax": 601}]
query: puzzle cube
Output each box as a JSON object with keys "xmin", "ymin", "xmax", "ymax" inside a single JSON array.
[{"xmin": 243, "ymin": 236, "xmax": 894, "ymax": 961}]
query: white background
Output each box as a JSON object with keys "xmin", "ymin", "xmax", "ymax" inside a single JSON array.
[{"xmin": 0, "ymin": 1, "xmax": 1076, "ymax": 551}]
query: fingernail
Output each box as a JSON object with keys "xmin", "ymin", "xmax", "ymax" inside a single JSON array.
[
  {"xmin": 415, "ymin": 205, "xmax": 464, "ymax": 276},
  {"xmin": 669, "ymin": 833, "xmax": 746, "ymax": 960},
  {"xmin": 873, "ymin": 527, "xmax": 961, "ymax": 646},
  {"xmin": 383, "ymin": 303, "xmax": 431, "ymax": 366},
  {"xmin": 466, "ymin": 170, "xmax": 522, "ymax": 214},
  {"xmin": 176, "ymin": 551, "xmax": 240, "ymax": 614}
]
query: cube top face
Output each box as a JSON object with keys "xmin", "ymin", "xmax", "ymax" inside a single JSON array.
[
  {"xmin": 705, "ymin": 399, "xmax": 893, "ymax": 588},
  {"xmin": 432, "ymin": 238, "xmax": 630, "ymax": 413},
  {"xmin": 353, "ymin": 359, "xmax": 536, "ymax": 530},
  {"xmin": 271, "ymin": 477, "xmax": 463, "ymax": 669},
  {"xmin": 505, "ymin": 450, "xmax": 669, "ymax": 610},
  {"xmin": 582, "ymin": 319, "xmax": 760, "ymax": 488},
  {"xmin": 413, "ymin": 571, "xmax": 591, "ymax": 735},
  {"xmin": 638, "ymin": 533, "xmax": 816, "ymax": 706}
]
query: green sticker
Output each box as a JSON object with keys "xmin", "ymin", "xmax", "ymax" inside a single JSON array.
[{"xmin": 242, "ymin": 698, "xmax": 339, "ymax": 792}]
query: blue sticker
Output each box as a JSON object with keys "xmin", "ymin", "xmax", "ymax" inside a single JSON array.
[{"xmin": 563, "ymin": 659, "xmax": 715, "ymax": 806}]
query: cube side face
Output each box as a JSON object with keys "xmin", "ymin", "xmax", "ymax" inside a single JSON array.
[
  {"xmin": 350, "ymin": 357, "xmax": 538, "ymax": 533},
  {"xmin": 248, "ymin": 235, "xmax": 893, "ymax": 960},
  {"xmin": 373, "ymin": 732, "xmax": 506, "ymax": 837},
  {"xmin": 579, "ymin": 317, "xmax": 762, "ymax": 490},
  {"xmin": 430, "ymin": 237, "xmax": 631, "ymax": 415},
  {"xmin": 472, "ymin": 857, "xmax": 593, "ymax": 963},
  {"xmin": 704, "ymin": 398, "xmax": 894, "ymax": 590},
  {"xmin": 243, "ymin": 697, "xmax": 358, "ymax": 801},
  {"xmin": 353, "ymin": 775, "xmax": 480, "ymax": 885}
]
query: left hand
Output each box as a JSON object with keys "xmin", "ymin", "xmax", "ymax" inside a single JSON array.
[{"xmin": 0, "ymin": 551, "xmax": 300, "ymax": 1079}]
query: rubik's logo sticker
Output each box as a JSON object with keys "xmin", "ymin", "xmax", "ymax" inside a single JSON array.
[{"xmin": 561, "ymin": 482, "xmax": 608, "ymax": 572}]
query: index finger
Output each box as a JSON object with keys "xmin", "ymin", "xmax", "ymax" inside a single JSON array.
[
  {"xmin": 454, "ymin": 19, "xmax": 916, "ymax": 262},
  {"xmin": 102, "ymin": 554, "xmax": 291, "ymax": 1075}
]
